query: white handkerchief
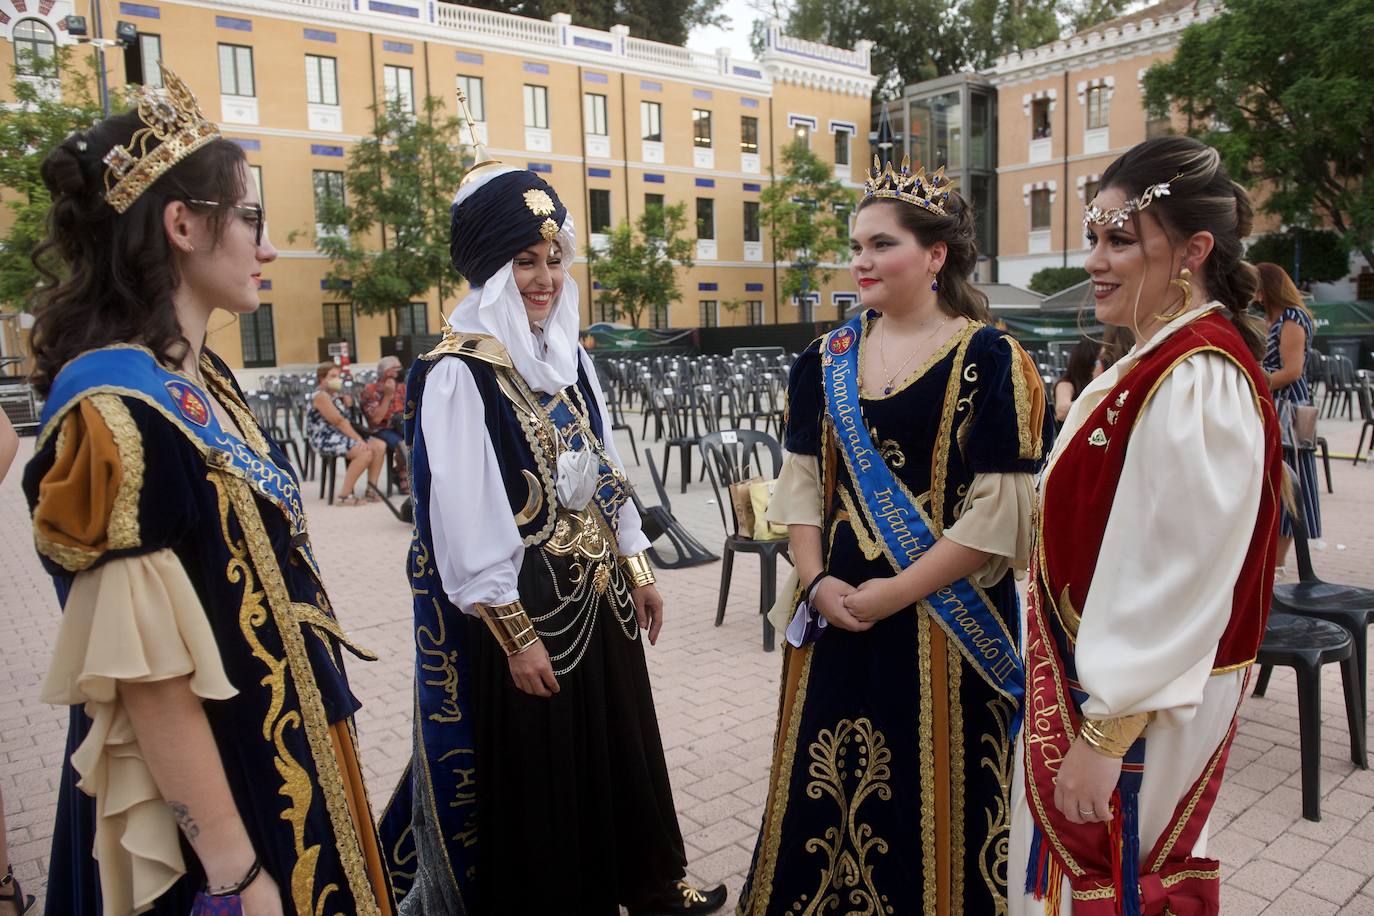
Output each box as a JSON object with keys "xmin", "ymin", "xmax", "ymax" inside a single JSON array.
[{"xmin": 555, "ymin": 448, "xmax": 599, "ymax": 510}]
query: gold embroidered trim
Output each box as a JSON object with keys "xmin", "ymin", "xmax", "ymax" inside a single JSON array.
[
  {"xmin": 930, "ymin": 324, "xmax": 978, "ymax": 532},
  {"xmin": 1149, "ymin": 716, "xmax": 1232, "ymax": 870},
  {"xmin": 978, "ymin": 695, "xmax": 1013, "ymax": 913},
  {"xmin": 492, "ymin": 367, "xmax": 560, "ymax": 546},
  {"xmin": 918, "ymin": 613, "xmax": 937, "ymax": 914},
  {"xmin": 741, "ymin": 647, "xmax": 815, "ymax": 915},
  {"xmin": 88, "ymin": 395, "xmax": 144, "ymax": 553},
  {"xmin": 293, "ymin": 603, "xmax": 379, "ymax": 661},
  {"xmin": 221, "ymin": 476, "xmax": 382, "ymax": 914},
  {"xmin": 835, "ymin": 484, "xmax": 883, "ymax": 561},
  {"xmin": 858, "ymin": 310, "xmax": 971, "ymax": 401},
  {"xmin": 948, "ymin": 638, "xmax": 966, "ymax": 910},
  {"xmin": 1005, "ymin": 336, "xmax": 1038, "ymax": 461}
]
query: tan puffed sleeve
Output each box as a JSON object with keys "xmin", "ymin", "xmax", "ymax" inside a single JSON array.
[
  {"xmin": 41, "ymin": 551, "xmax": 237, "ymax": 914},
  {"xmin": 942, "ymin": 472, "xmax": 1037, "ymax": 587},
  {"xmin": 765, "ymin": 451, "xmax": 823, "ymax": 528}
]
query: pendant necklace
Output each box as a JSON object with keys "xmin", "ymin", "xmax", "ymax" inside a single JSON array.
[{"xmin": 877, "ymin": 313, "xmax": 949, "ymax": 395}]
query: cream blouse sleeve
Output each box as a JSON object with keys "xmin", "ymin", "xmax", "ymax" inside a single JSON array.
[
  {"xmin": 943, "ymin": 472, "xmax": 1038, "ymax": 586},
  {"xmin": 766, "ymin": 451, "xmax": 823, "ymax": 528},
  {"xmin": 40, "ymin": 550, "xmax": 237, "ymax": 915}
]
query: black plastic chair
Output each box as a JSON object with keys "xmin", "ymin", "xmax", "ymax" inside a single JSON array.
[
  {"xmin": 1261, "ymin": 469, "xmax": 1374, "ymax": 768},
  {"xmin": 1252, "ymin": 613, "xmax": 1361, "ymax": 821},
  {"xmin": 699, "ymin": 430, "xmax": 792, "ymax": 652},
  {"xmin": 632, "ymin": 451, "xmax": 717, "ymax": 570}
]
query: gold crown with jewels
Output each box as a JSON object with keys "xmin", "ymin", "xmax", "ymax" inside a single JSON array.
[
  {"xmin": 863, "ymin": 154, "xmax": 952, "ymax": 217},
  {"xmin": 101, "ymin": 62, "xmax": 221, "ymax": 214}
]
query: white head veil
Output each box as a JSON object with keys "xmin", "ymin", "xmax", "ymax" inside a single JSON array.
[{"xmin": 445, "ymin": 166, "xmax": 582, "ymax": 394}]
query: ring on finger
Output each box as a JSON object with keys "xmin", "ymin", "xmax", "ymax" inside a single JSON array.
[{"xmin": 1077, "ymin": 806, "xmax": 1094, "ymax": 817}]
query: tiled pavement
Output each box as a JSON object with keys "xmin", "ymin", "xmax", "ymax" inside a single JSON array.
[{"xmin": 1, "ymin": 411, "xmax": 1372, "ymax": 914}]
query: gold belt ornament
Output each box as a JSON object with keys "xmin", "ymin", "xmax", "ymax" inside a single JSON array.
[{"xmin": 544, "ymin": 509, "xmax": 613, "ymax": 562}]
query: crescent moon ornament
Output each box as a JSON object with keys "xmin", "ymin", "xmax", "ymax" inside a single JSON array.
[{"xmin": 513, "ymin": 469, "xmax": 544, "ymax": 526}]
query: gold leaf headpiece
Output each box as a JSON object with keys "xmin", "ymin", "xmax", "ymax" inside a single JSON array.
[
  {"xmin": 863, "ymin": 155, "xmax": 953, "ymax": 217},
  {"xmin": 1083, "ymin": 173, "xmax": 1183, "ymax": 229},
  {"xmin": 101, "ymin": 63, "xmax": 221, "ymax": 214}
]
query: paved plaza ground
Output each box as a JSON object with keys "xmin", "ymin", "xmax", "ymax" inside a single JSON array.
[{"xmin": 1, "ymin": 410, "xmax": 1372, "ymax": 914}]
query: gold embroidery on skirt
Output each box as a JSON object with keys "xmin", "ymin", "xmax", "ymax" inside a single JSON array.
[
  {"xmin": 948, "ymin": 639, "xmax": 965, "ymax": 910},
  {"xmin": 978, "ymin": 696, "xmax": 1014, "ymax": 913},
  {"xmin": 918, "ymin": 614, "xmax": 937, "ymax": 914},
  {"xmin": 794, "ymin": 717, "xmax": 894, "ymax": 915}
]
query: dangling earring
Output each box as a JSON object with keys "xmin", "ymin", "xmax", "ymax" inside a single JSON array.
[
  {"xmin": 930, "ymin": 274, "xmax": 940, "ymax": 293},
  {"xmin": 1158, "ymin": 266, "xmax": 1193, "ymax": 321}
]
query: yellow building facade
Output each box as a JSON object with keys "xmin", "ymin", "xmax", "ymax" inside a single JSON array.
[{"xmin": 1, "ymin": 0, "xmax": 875, "ymax": 371}]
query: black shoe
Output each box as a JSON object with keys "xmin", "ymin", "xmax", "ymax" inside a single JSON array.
[
  {"xmin": 0, "ymin": 865, "xmax": 35, "ymax": 915},
  {"xmin": 628, "ymin": 880, "xmax": 728, "ymax": 915}
]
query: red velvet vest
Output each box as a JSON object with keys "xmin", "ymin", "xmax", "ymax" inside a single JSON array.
[{"xmin": 1039, "ymin": 311, "xmax": 1282, "ymax": 670}]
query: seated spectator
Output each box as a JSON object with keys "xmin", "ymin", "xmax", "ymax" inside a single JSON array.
[
  {"xmin": 306, "ymin": 362, "xmax": 386, "ymax": 505},
  {"xmin": 361, "ymin": 355, "xmax": 409, "ymax": 494}
]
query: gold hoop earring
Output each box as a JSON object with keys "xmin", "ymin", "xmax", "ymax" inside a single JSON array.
[{"xmin": 1158, "ymin": 266, "xmax": 1193, "ymax": 321}]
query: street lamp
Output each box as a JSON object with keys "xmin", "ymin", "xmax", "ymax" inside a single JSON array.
[{"xmin": 62, "ymin": 14, "xmax": 138, "ymax": 116}]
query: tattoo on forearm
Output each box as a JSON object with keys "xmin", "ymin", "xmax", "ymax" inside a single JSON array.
[{"xmin": 169, "ymin": 800, "xmax": 200, "ymax": 840}]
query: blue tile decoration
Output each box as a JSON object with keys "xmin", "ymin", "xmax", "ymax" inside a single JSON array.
[
  {"xmin": 743, "ymin": 182, "xmax": 761, "ymax": 192},
  {"xmin": 746, "ymin": 283, "xmax": 765, "ymax": 291},
  {"xmin": 640, "ymin": 80, "xmax": 662, "ymax": 92},
  {"xmin": 588, "ymin": 167, "xmax": 612, "ymax": 178},
  {"xmin": 382, "ymin": 40, "xmax": 413, "ymax": 54},
  {"xmin": 583, "ymin": 71, "xmax": 608, "ymax": 84},
  {"xmin": 368, "ymin": 1, "xmax": 419, "ymax": 17},
  {"xmin": 740, "ymin": 97, "xmax": 759, "ymax": 108},
  {"xmin": 695, "ymin": 178, "xmax": 715, "ymax": 188},
  {"xmin": 303, "ymin": 27, "xmax": 336, "ymax": 42},
  {"xmin": 321, "ymin": 279, "xmax": 352, "ymax": 289},
  {"xmin": 118, "ymin": 2, "xmax": 160, "ymax": 17},
  {"xmin": 523, "ymin": 61, "xmax": 549, "ymax": 74},
  {"xmin": 455, "ymin": 50, "xmax": 483, "ymax": 64},
  {"xmin": 311, "ymin": 144, "xmax": 345, "ymax": 157},
  {"xmin": 215, "ymin": 14, "xmax": 251, "ymax": 30},
  {"xmin": 643, "ymin": 174, "xmax": 665, "ymax": 184},
  {"xmin": 698, "ymin": 282, "xmax": 718, "ymax": 291},
  {"xmin": 527, "ymin": 162, "xmax": 552, "ymax": 173},
  {"xmin": 692, "ymin": 89, "xmax": 713, "ymax": 100},
  {"xmin": 573, "ymin": 36, "xmax": 613, "ymax": 52},
  {"xmin": 231, "ymin": 138, "xmax": 262, "ymax": 151},
  {"xmin": 733, "ymin": 66, "xmax": 762, "ymax": 79},
  {"xmin": 258, "ymin": 279, "xmax": 272, "ymax": 290}
]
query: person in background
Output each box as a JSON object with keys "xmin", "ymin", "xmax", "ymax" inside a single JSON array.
[
  {"xmin": 1054, "ymin": 337, "xmax": 1099, "ymax": 424},
  {"xmin": 1093, "ymin": 325, "xmax": 1135, "ymax": 377},
  {"xmin": 1256, "ymin": 261, "xmax": 1321, "ymax": 573},
  {"xmin": 0, "ymin": 410, "xmax": 33, "ymax": 914},
  {"xmin": 361, "ymin": 355, "xmax": 409, "ymax": 494},
  {"xmin": 307, "ymin": 362, "xmax": 387, "ymax": 505}
]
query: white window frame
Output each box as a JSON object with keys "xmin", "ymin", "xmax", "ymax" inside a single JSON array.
[
  {"xmin": 641, "ymin": 100, "xmax": 662, "ymax": 141},
  {"xmin": 305, "ymin": 54, "xmax": 338, "ymax": 106},
  {"xmin": 524, "ymin": 84, "xmax": 549, "ymax": 129},
  {"xmin": 383, "ymin": 64, "xmax": 414, "ymax": 114},
  {"xmin": 218, "ymin": 43, "xmax": 255, "ymax": 97},
  {"xmin": 584, "ymin": 92, "xmax": 609, "ymax": 137}
]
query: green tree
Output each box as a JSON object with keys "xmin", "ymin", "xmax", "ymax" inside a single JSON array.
[
  {"xmin": 775, "ymin": 0, "xmax": 1127, "ymax": 96},
  {"xmin": 1246, "ymin": 229, "xmax": 1352, "ymax": 286},
  {"xmin": 760, "ymin": 140, "xmax": 856, "ymax": 319},
  {"xmin": 311, "ymin": 95, "xmax": 467, "ymax": 332},
  {"xmin": 0, "ymin": 50, "xmax": 106, "ymax": 311},
  {"xmin": 1143, "ymin": 0, "xmax": 1374, "ymax": 273},
  {"xmin": 587, "ymin": 202, "xmax": 695, "ymax": 328},
  {"xmin": 1028, "ymin": 266, "xmax": 1088, "ymax": 296}
]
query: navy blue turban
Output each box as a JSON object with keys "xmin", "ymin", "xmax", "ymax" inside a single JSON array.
[{"xmin": 450, "ymin": 170, "xmax": 568, "ymax": 287}]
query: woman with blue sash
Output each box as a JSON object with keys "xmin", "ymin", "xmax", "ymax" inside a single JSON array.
[
  {"xmin": 737, "ymin": 159, "xmax": 1052, "ymax": 915},
  {"xmin": 377, "ymin": 134, "xmax": 725, "ymax": 915},
  {"xmin": 22, "ymin": 68, "xmax": 393, "ymax": 914}
]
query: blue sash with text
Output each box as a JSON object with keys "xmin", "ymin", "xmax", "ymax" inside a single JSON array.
[
  {"xmin": 821, "ymin": 316, "xmax": 1024, "ymax": 705},
  {"xmin": 40, "ymin": 347, "xmax": 319, "ymax": 578}
]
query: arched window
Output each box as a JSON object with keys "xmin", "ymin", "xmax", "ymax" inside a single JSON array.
[{"xmin": 14, "ymin": 19, "xmax": 57, "ymax": 77}]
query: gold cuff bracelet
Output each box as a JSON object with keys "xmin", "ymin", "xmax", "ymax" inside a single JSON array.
[
  {"xmin": 620, "ymin": 552, "xmax": 657, "ymax": 589},
  {"xmin": 1079, "ymin": 713, "xmax": 1152, "ymax": 758},
  {"xmin": 475, "ymin": 600, "xmax": 539, "ymax": 656}
]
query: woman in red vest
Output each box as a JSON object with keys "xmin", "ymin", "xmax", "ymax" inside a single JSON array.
[{"xmin": 1010, "ymin": 136, "xmax": 1283, "ymax": 916}]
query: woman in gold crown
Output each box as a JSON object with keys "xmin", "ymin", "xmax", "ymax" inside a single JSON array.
[
  {"xmin": 24, "ymin": 68, "xmax": 393, "ymax": 915},
  {"xmin": 736, "ymin": 159, "xmax": 1053, "ymax": 915}
]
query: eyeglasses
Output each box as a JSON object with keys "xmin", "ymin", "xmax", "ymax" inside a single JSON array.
[{"xmin": 188, "ymin": 199, "xmax": 267, "ymax": 247}]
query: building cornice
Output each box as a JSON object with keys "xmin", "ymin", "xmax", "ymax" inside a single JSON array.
[{"xmin": 986, "ymin": 0, "xmax": 1218, "ymax": 83}]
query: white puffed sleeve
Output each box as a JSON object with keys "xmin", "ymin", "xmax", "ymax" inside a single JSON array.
[
  {"xmin": 577, "ymin": 348, "xmax": 651, "ymax": 556},
  {"xmin": 1075, "ymin": 351, "xmax": 1265, "ymax": 725},
  {"xmin": 422, "ymin": 358, "xmax": 525, "ymax": 615}
]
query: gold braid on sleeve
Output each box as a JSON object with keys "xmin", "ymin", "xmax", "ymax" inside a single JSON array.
[
  {"xmin": 475, "ymin": 601, "xmax": 539, "ymax": 656},
  {"xmin": 1078, "ymin": 712, "xmax": 1153, "ymax": 758},
  {"xmin": 620, "ymin": 552, "xmax": 656, "ymax": 589}
]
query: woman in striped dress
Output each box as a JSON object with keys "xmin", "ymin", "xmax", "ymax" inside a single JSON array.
[{"xmin": 1256, "ymin": 261, "xmax": 1321, "ymax": 570}]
